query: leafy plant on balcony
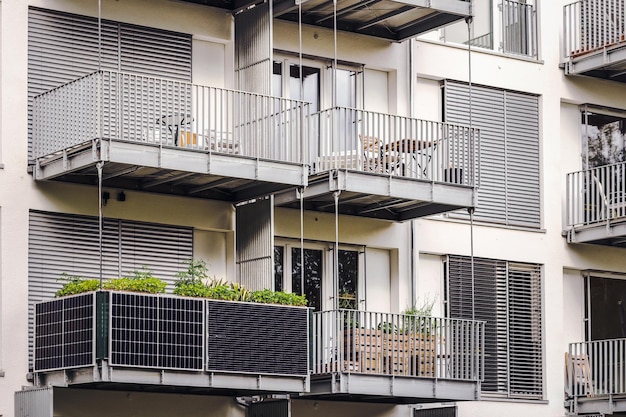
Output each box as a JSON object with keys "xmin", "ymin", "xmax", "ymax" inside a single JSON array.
[
  {"xmin": 55, "ymin": 273, "xmax": 100, "ymax": 297},
  {"xmin": 55, "ymin": 267, "xmax": 166, "ymax": 297},
  {"xmin": 248, "ymin": 289, "xmax": 307, "ymax": 306},
  {"xmin": 401, "ymin": 296, "xmax": 436, "ymax": 335},
  {"xmin": 105, "ymin": 267, "xmax": 167, "ymax": 294}
]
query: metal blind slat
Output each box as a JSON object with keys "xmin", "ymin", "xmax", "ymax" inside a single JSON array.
[{"xmin": 444, "ymin": 80, "xmax": 540, "ymax": 227}]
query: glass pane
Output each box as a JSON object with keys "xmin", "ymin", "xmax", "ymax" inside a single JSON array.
[
  {"xmin": 274, "ymin": 246, "xmax": 284, "ymax": 292},
  {"xmin": 589, "ymin": 277, "xmax": 626, "ymax": 340},
  {"xmin": 338, "ymin": 250, "xmax": 358, "ymax": 309},
  {"xmin": 442, "ymin": 0, "xmax": 493, "ymax": 49},
  {"xmin": 335, "ymin": 69, "xmax": 356, "ymax": 108},
  {"xmin": 289, "ymin": 65, "xmax": 319, "ymax": 113},
  {"xmin": 583, "ymin": 111, "xmax": 626, "ymax": 169},
  {"xmin": 292, "ymin": 248, "xmax": 323, "ymax": 311}
]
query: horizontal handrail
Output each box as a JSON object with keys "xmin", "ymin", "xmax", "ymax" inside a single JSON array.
[
  {"xmin": 312, "ymin": 309, "xmax": 484, "ymax": 381},
  {"xmin": 567, "ymin": 338, "xmax": 626, "ymax": 400},
  {"xmin": 566, "ymin": 162, "xmax": 626, "ymax": 227},
  {"xmin": 564, "ymin": 0, "xmax": 626, "ymax": 61},
  {"xmin": 310, "ymin": 107, "xmax": 480, "ymax": 186},
  {"xmin": 33, "ymin": 70, "xmax": 310, "ymax": 163}
]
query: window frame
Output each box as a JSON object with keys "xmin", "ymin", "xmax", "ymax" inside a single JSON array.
[{"xmin": 274, "ymin": 238, "xmax": 365, "ymax": 311}]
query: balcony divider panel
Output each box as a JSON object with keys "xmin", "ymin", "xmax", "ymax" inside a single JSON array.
[
  {"xmin": 236, "ymin": 198, "xmax": 274, "ymax": 291},
  {"xmin": 235, "ymin": 2, "xmax": 272, "ymax": 95}
]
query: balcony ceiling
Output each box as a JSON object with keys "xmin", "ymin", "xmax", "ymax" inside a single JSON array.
[{"xmin": 179, "ymin": 0, "xmax": 471, "ymax": 41}]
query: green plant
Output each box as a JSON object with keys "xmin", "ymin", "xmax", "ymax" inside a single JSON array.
[
  {"xmin": 402, "ymin": 296, "xmax": 436, "ymax": 335},
  {"xmin": 249, "ymin": 289, "xmax": 307, "ymax": 306},
  {"xmin": 55, "ymin": 273, "xmax": 100, "ymax": 297},
  {"xmin": 175, "ymin": 258, "xmax": 209, "ymax": 285},
  {"xmin": 377, "ymin": 321, "xmax": 398, "ymax": 334},
  {"xmin": 103, "ymin": 267, "xmax": 167, "ymax": 294}
]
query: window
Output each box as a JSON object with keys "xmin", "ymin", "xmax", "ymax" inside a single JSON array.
[
  {"xmin": 433, "ymin": 0, "xmax": 538, "ymax": 59},
  {"xmin": 444, "ymin": 81, "xmax": 541, "ymax": 228},
  {"xmin": 446, "ymin": 255, "xmax": 543, "ymax": 399},
  {"xmin": 274, "ymin": 241, "xmax": 362, "ymax": 311},
  {"xmin": 584, "ymin": 274, "xmax": 626, "ymax": 341},
  {"xmin": 582, "ymin": 106, "xmax": 626, "ymax": 169}
]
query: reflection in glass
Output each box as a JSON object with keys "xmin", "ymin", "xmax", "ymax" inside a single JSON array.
[
  {"xmin": 292, "ymin": 248, "xmax": 323, "ymax": 311},
  {"xmin": 588, "ymin": 276, "xmax": 626, "ymax": 340},
  {"xmin": 289, "ymin": 65, "xmax": 320, "ymax": 113},
  {"xmin": 338, "ymin": 250, "xmax": 358, "ymax": 309},
  {"xmin": 274, "ymin": 246, "xmax": 284, "ymax": 292},
  {"xmin": 582, "ymin": 111, "xmax": 626, "ymax": 169}
]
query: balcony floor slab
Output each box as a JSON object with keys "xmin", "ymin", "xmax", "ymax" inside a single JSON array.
[
  {"xmin": 565, "ymin": 43, "xmax": 626, "ymax": 83},
  {"xmin": 566, "ymin": 221, "xmax": 626, "ymax": 247},
  {"xmin": 274, "ymin": 170, "xmax": 476, "ymax": 221},
  {"xmin": 306, "ymin": 372, "xmax": 479, "ymax": 404},
  {"xmin": 34, "ymin": 363, "xmax": 309, "ymax": 396},
  {"xmin": 34, "ymin": 139, "xmax": 307, "ymax": 202}
]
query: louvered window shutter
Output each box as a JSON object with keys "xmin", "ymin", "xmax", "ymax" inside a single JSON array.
[
  {"xmin": 447, "ymin": 255, "xmax": 543, "ymax": 398},
  {"xmin": 28, "ymin": 7, "xmax": 192, "ymax": 159},
  {"xmin": 28, "ymin": 211, "xmax": 193, "ymax": 366},
  {"xmin": 508, "ymin": 263, "xmax": 543, "ymax": 397},
  {"xmin": 443, "ymin": 81, "xmax": 540, "ymax": 227}
]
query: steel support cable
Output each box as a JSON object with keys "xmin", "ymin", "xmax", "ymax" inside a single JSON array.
[
  {"xmin": 333, "ymin": 190, "xmax": 340, "ymax": 311},
  {"xmin": 97, "ymin": 161, "xmax": 104, "ymax": 288},
  {"xmin": 466, "ymin": 15, "xmax": 475, "ymax": 323},
  {"xmin": 300, "ymin": 187, "xmax": 305, "ymax": 301}
]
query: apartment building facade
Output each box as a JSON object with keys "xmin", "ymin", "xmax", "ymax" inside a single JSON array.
[{"xmin": 0, "ymin": 0, "xmax": 625, "ymax": 416}]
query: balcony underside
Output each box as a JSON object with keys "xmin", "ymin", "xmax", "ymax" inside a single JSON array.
[
  {"xmin": 568, "ymin": 394, "xmax": 626, "ymax": 415},
  {"xmin": 274, "ymin": 170, "xmax": 476, "ymax": 221},
  {"xmin": 307, "ymin": 373, "xmax": 479, "ymax": 404},
  {"xmin": 566, "ymin": 221, "xmax": 626, "ymax": 247},
  {"xmin": 564, "ymin": 43, "xmax": 626, "ymax": 83},
  {"xmin": 34, "ymin": 139, "xmax": 306, "ymax": 202},
  {"xmin": 181, "ymin": 0, "xmax": 470, "ymax": 41},
  {"xmin": 34, "ymin": 362, "xmax": 309, "ymax": 396}
]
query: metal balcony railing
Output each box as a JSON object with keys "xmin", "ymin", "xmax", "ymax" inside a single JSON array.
[
  {"xmin": 310, "ymin": 107, "xmax": 480, "ymax": 186},
  {"xmin": 566, "ymin": 162, "xmax": 626, "ymax": 227},
  {"xmin": 312, "ymin": 310, "xmax": 484, "ymax": 381},
  {"xmin": 501, "ymin": 0, "xmax": 538, "ymax": 58},
  {"xmin": 566, "ymin": 339, "xmax": 626, "ymax": 400},
  {"xmin": 563, "ymin": 0, "xmax": 626, "ymax": 61},
  {"xmin": 33, "ymin": 70, "xmax": 309, "ymax": 163}
]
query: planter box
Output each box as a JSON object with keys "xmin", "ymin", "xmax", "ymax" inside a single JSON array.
[
  {"xmin": 34, "ymin": 291, "xmax": 310, "ymax": 378},
  {"xmin": 343, "ymin": 328, "xmax": 435, "ymax": 376}
]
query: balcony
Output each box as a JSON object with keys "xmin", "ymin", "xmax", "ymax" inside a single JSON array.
[
  {"xmin": 563, "ymin": 0, "xmax": 626, "ymax": 83},
  {"xmin": 32, "ymin": 291, "xmax": 310, "ymax": 394},
  {"xmin": 182, "ymin": 0, "xmax": 472, "ymax": 42},
  {"xmin": 275, "ymin": 107, "xmax": 479, "ymax": 221},
  {"xmin": 33, "ymin": 71, "xmax": 309, "ymax": 202},
  {"xmin": 565, "ymin": 339, "xmax": 626, "ymax": 415},
  {"xmin": 565, "ymin": 162, "xmax": 626, "ymax": 246},
  {"xmin": 309, "ymin": 310, "xmax": 484, "ymax": 403}
]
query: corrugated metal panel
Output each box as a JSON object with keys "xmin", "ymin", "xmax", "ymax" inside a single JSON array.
[
  {"xmin": 28, "ymin": 211, "xmax": 193, "ymax": 367},
  {"xmin": 235, "ymin": 3, "xmax": 272, "ymax": 94},
  {"xmin": 207, "ymin": 300, "xmax": 309, "ymax": 375},
  {"xmin": 248, "ymin": 400, "xmax": 290, "ymax": 417},
  {"xmin": 447, "ymin": 255, "xmax": 543, "ymax": 399},
  {"xmin": 443, "ymin": 81, "xmax": 540, "ymax": 227},
  {"xmin": 236, "ymin": 198, "xmax": 274, "ymax": 291},
  {"xmin": 28, "ymin": 7, "xmax": 191, "ymax": 158},
  {"xmin": 15, "ymin": 387, "xmax": 53, "ymax": 417}
]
